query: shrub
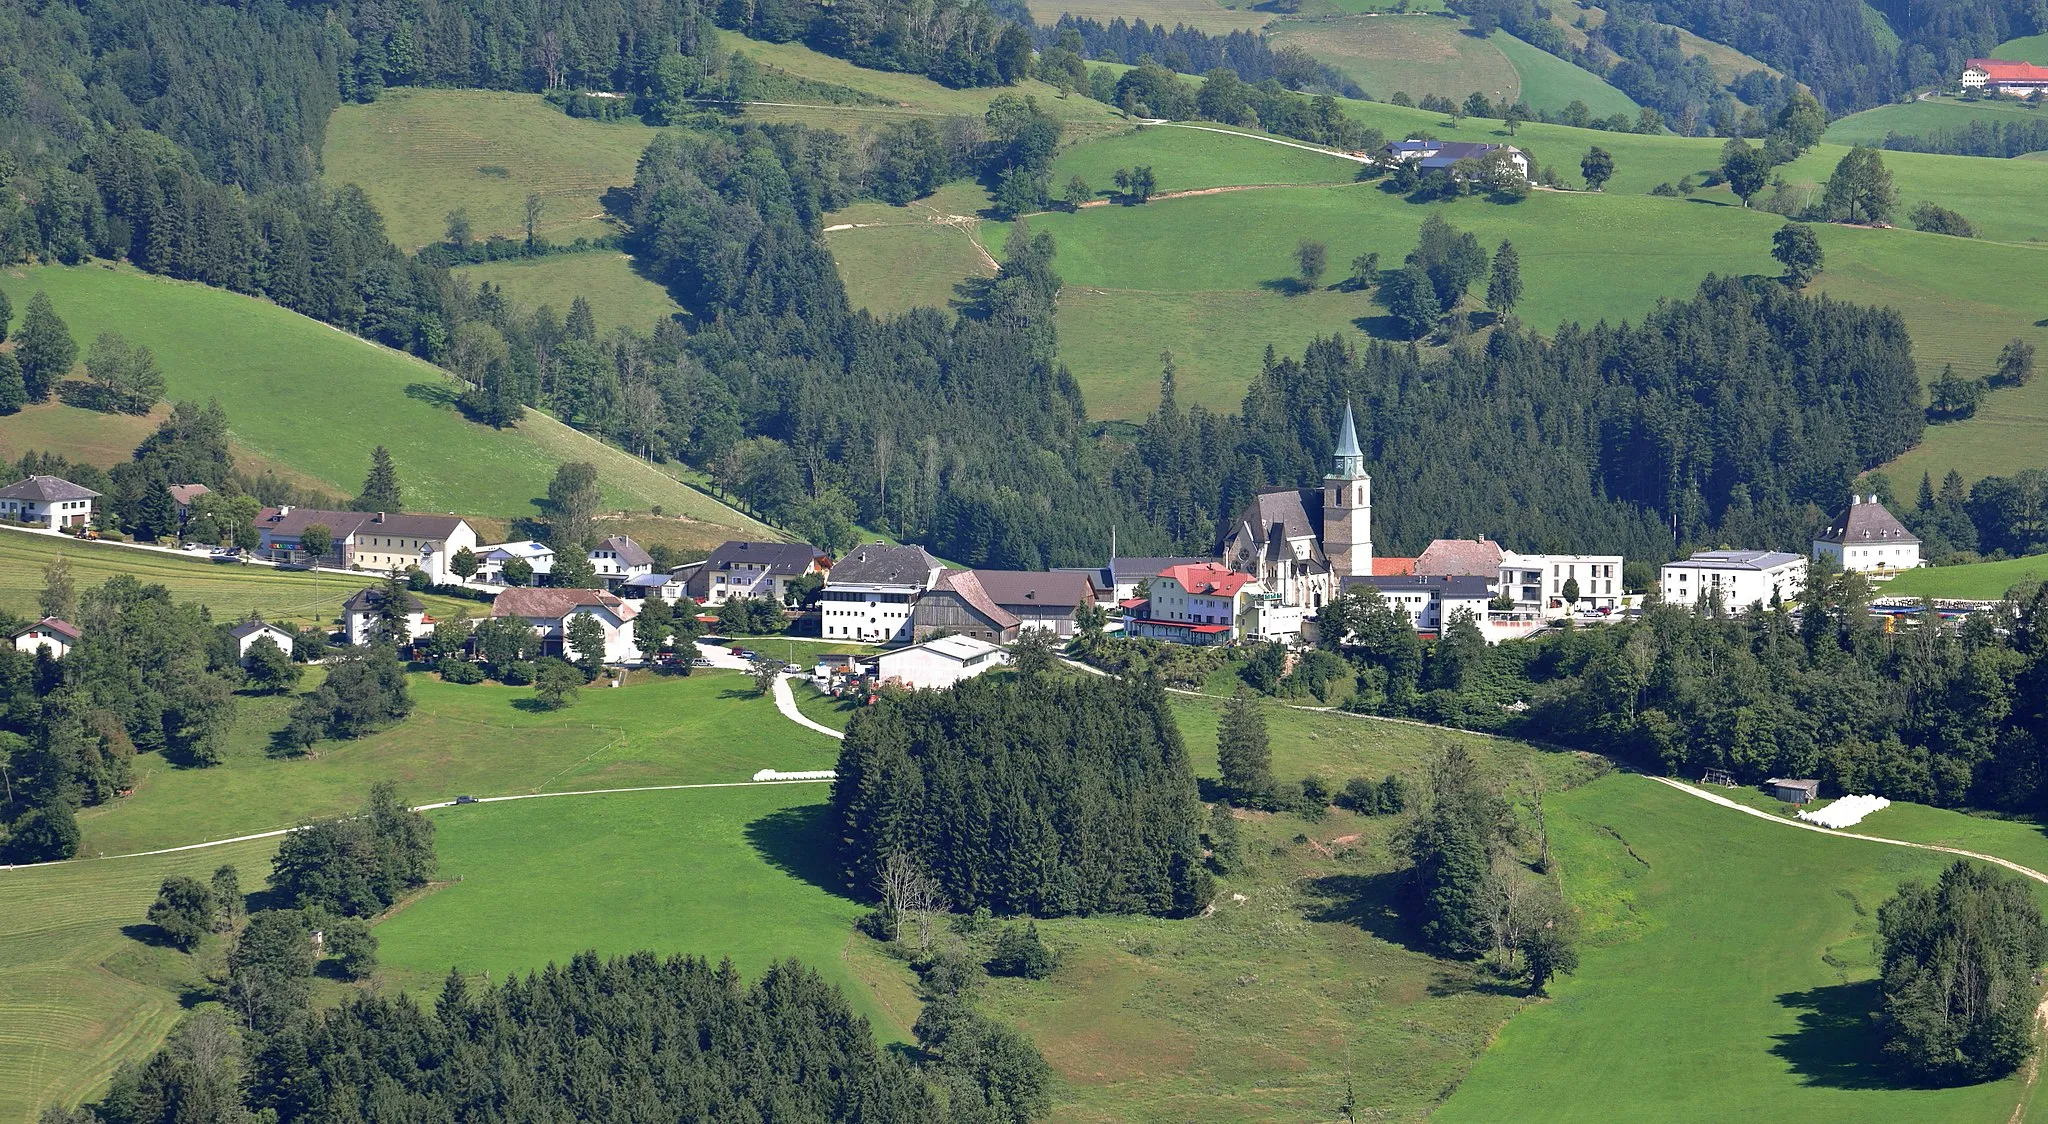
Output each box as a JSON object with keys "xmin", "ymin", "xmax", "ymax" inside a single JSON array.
[
  {"xmin": 499, "ymin": 660, "xmax": 537, "ymax": 686},
  {"xmin": 437, "ymin": 656, "xmax": 486, "ymax": 684},
  {"xmin": 987, "ymin": 921, "xmax": 1057, "ymax": 979}
]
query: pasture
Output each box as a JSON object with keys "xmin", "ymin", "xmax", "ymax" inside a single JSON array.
[
  {"xmin": 0, "ymin": 532, "xmax": 474, "ymax": 635},
  {"xmin": 323, "ymin": 89, "xmax": 660, "ymax": 252},
  {"xmin": 1270, "ymin": 15, "xmax": 1525, "ymax": 108},
  {"xmin": 1435, "ymin": 773, "xmax": 2041, "ymax": 1122},
  {"xmin": 455, "ymin": 253, "xmax": 683, "ymax": 336},
  {"xmin": 1490, "ymin": 30, "xmax": 1643, "ymax": 117},
  {"xmin": 824, "ymin": 183, "xmax": 999, "ymax": 315},
  {"xmin": 1877, "ymin": 556, "xmax": 2048, "ymax": 601},
  {"xmin": 75, "ymin": 671, "xmax": 840, "ymax": 858},
  {"xmin": 1823, "ymin": 95, "xmax": 2048, "ymax": 147},
  {"xmin": 0, "ymin": 264, "xmax": 772, "ymax": 531},
  {"xmin": 1021, "ymin": 0, "xmax": 1273, "ymax": 33},
  {"xmin": 1993, "ymin": 33, "xmax": 2048, "ymax": 63}
]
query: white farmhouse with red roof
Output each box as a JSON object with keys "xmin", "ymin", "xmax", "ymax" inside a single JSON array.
[
  {"xmin": 1127, "ymin": 562, "xmax": 1272, "ymax": 645},
  {"xmin": 1962, "ymin": 58, "xmax": 2048, "ymax": 96}
]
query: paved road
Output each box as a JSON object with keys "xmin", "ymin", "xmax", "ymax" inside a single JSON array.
[{"xmin": 772, "ymin": 674, "xmax": 845, "ymax": 740}]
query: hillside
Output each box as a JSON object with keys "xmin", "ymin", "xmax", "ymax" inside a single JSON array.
[
  {"xmin": 323, "ymin": 88, "xmax": 661, "ymax": 253},
  {"xmin": 0, "ymin": 264, "xmax": 773, "ymax": 541},
  {"xmin": 1823, "ymin": 95, "xmax": 2048, "ymax": 148},
  {"xmin": 454, "ymin": 253, "xmax": 683, "ymax": 336},
  {"xmin": 1269, "ymin": 14, "xmax": 1639, "ymax": 116},
  {"xmin": 1878, "ymin": 555, "xmax": 2048, "ymax": 600},
  {"xmin": 1024, "ymin": 0, "xmax": 1274, "ymax": 33}
]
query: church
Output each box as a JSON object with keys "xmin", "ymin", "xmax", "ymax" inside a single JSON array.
[{"xmin": 1217, "ymin": 403, "xmax": 1373, "ymax": 636}]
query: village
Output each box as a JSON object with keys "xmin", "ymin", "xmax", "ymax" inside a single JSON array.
[{"xmin": 1, "ymin": 402, "xmax": 1928, "ymax": 694}]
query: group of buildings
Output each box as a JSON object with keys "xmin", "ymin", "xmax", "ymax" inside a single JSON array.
[{"xmin": 1960, "ymin": 58, "xmax": 2048, "ymax": 97}]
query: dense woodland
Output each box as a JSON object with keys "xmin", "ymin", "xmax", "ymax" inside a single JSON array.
[{"xmin": 832, "ymin": 671, "xmax": 1214, "ymax": 918}]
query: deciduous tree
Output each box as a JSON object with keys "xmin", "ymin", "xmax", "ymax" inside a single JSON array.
[{"xmin": 1579, "ymin": 146, "xmax": 1614, "ymax": 191}]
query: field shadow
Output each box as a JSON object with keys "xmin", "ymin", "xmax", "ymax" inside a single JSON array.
[
  {"xmin": 1260, "ymin": 277, "xmax": 1315, "ymax": 296},
  {"xmin": 1300, "ymin": 870, "xmax": 1433, "ymax": 955},
  {"xmin": 120, "ymin": 923, "xmax": 175, "ymax": 949},
  {"xmin": 1770, "ymin": 981, "xmax": 1903, "ymax": 1090},
  {"xmin": 743, "ymin": 804, "xmax": 847, "ymax": 898},
  {"xmin": 404, "ymin": 382, "xmax": 462, "ymax": 410}
]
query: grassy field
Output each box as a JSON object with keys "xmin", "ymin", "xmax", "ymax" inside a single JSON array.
[
  {"xmin": 0, "ymin": 264, "xmax": 773, "ymax": 532},
  {"xmin": 324, "ymin": 89, "xmax": 661, "ymax": 252},
  {"xmin": 1023, "ymin": 0, "xmax": 1273, "ymax": 32},
  {"xmin": 1993, "ymin": 33, "xmax": 2048, "ymax": 63},
  {"xmin": 0, "ymin": 840, "xmax": 277, "ymax": 1124},
  {"xmin": 1877, "ymin": 555, "xmax": 2048, "ymax": 601},
  {"xmin": 1435, "ymin": 773, "xmax": 2040, "ymax": 1122},
  {"xmin": 0, "ymin": 532, "xmax": 474, "ymax": 634},
  {"xmin": 0, "ymin": 400, "xmax": 165, "ymax": 468},
  {"xmin": 1823, "ymin": 95, "xmax": 2048, "ymax": 147},
  {"xmin": 75, "ymin": 671, "xmax": 839, "ymax": 857},
  {"xmin": 454, "ymin": 254, "xmax": 682, "ymax": 336},
  {"xmin": 1490, "ymin": 30, "xmax": 1642, "ymax": 117},
  {"xmin": 1272, "ymin": 15, "xmax": 1524, "ymax": 108},
  {"xmin": 824, "ymin": 182, "xmax": 998, "ymax": 315}
]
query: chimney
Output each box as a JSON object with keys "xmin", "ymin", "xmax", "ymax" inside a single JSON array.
[
  {"xmin": 278, "ymin": 504, "xmax": 291, "ymax": 517},
  {"xmin": 1850, "ymin": 495, "xmax": 1860, "ymax": 506},
  {"xmin": 375, "ymin": 512, "xmax": 386, "ymax": 523}
]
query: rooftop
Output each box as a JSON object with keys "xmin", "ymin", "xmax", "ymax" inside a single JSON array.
[
  {"xmin": 1673, "ymin": 550, "xmax": 1805, "ymax": 572},
  {"xmin": 492, "ymin": 587, "xmax": 631, "ymax": 619},
  {"xmin": 14, "ymin": 616, "xmax": 80, "ymax": 641},
  {"xmin": 1158, "ymin": 562, "xmax": 1256, "ymax": 597},
  {"xmin": 830, "ymin": 543, "xmax": 941, "ymax": 587},
  {"xmin": 260, "ymin": 506, "xmax": 470, "ymax": 542},
  {"xmin": 705, "ymin": 539, "xmax": 827, "ymax": 575},
  {"xmin": 0, "ymin": 475, "xmax": 102, "ymax": 502},
  {"xmin": 595, "ymin": 534, "xmax": 653, "ymax": 567},
  {"xmin": 481, "ymin": 540, "xmax": 555, "ymax": 559},
  {"xmin": 879, "ymin": 633, "xmax": 1005, "ymax": 664},
  {"xmin": 971, "ymin": 569, "xmax": 1098, "ymax": 611},
  {"xmin": 1968, "ymin": 58, "xmax": 2048, "ymax": 81},
  {"xmin": 1342, "ymin": 574, "xmax": 1495, "ymax": 598},
  {"xmin": 227, "ymin": 620, "xmax": 290, "ymax": 639},
  {"xmin": 933, "ymin": 570, "xmax": 1021, "ymax": 630},
  {"xmin": 1414, "ymin": 538, "xmax": 1504, "ymax": 578},
  {"xmin": 1817, "ymin": 495, "xmax": 1920, "ymax": 546},
  {"xmin": 341, "ymin": 587, "xmax": 426, "ymax": 613},
  {"xmin": 167, "ymin": 484, "xmax": 212, "ymax": 506}
]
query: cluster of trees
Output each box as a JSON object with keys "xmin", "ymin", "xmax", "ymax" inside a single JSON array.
[
  {"xmin": 1034, "ymin": 15, "xmax": 1358, "ymax": 95},
  {"xmin": 1869, "ymin": 460, "xmax": 2048, "ymax": 562},
  {"xmin": 832, "ymin": 671, "xmax": 1213, "ymax": 917},
  {"xmin": 268, "ymin": 782, "xmax": 436, "ymax": 917},
  {"xmin": 281, "ymin": 640, "xmax": 414, "ymax": 752},
  {"xmin": 1100, "ymin": 60, "xmax": 1384, "ymax": 152},
  {"xmin": 1877, "ymin": 860, "xmax": 2047, "ymax": 1083},
  {"xmin": 1877, "ymin": 117, "xmax": 2048, "ymax": 158},
  {"xmin": 1371, "ymin": 215, "xmax": 1524, "ymax": 337}
]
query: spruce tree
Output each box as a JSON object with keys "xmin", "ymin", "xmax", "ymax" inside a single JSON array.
[
  {"xmin": 355, "ymin": 446, "xmax": 402, "ymax": 512},
  {"xmin": 16, "ymin": 290, "xmax": 77, "ymax": 402},
  {"xmin": 0, "ymin": 285, "xmax": 10, "ymax": 342},
  {"xmin": 566, "ymin": 296, "xmax": 597, "ymax": 341},
  {"xmin": 1485, "ymin": 240, "xmax": 1521, "ymax": 316},
  {"xmin": 1217, "ymin": 689, "xmax": 1275, "ymax": 807},
  {"xmin": 0, "ymin": 353, "xmax": 24, "ymax": 415},
  {"xmin": 1207, "ymin": 800, "xmax": 1242, "ymax": 874}
]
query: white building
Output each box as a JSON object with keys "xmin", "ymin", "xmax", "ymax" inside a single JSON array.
[
  {"xmin": 475, "ymin": 541, "xmax": 556, "ymax": 583},
  {"xmin": 12, "ymin": 617, "xmax": 79, "ymax": 659},
  {"xmin": 228, "ymin": 620, "xmax": 295, "ymax": 664},
  {"xmin": 0, "ymin": 475, "xmax": 100, "ymax": 530},
  {"xmin": 1380, "ymin": 138, "xmax": 1530, "ymax": 179},
  {"xmin": 589, "ymin": 535, "xmax": 653, "ymax": 588},
  {"xmin": 491, "ymin": 587, "xmax": 642, "ymax": 664},
  {"xmin": 822, "ymin": 544, "xmax": 943, "ymax": 644},
  {"xmin": 1127, "ymin": 562, "xmax": 1274, "ymax": 644},
  {"xmin": 1497, "ymin": 552, "xmax": 1625, "ymax": 615},
  {"xmin": 1339, "ymin": 575, "xmax": 1496, "ymax": 634},
  {"xmin": 1814, "ymin": 495, "xmax": 1922, "ymax": 575},
  {"xmin": 685, "ymin": 540, "xmax": 831, "ymax": 605},
  {"xmin": 1660, "ymin": 550, "xmax": 1807, "ymax": 612},
  {"xmin": 870, "ymin": 634, "xmax": 1008, "ymax": 690},
  {"xmin": 341, "ymin": 587, "xmax": 429, "ymax": 645},
  {"xmin": 256, "ymin": 507, "xmax": 479, "ymax": 585}
]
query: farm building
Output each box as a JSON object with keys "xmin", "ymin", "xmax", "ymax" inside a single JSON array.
[
  {"xmin": 910, "ymin": 570, "xmax": 1021, "ymax": 643},
  {"xmin": 1381, "ymin": 139, "xmax": 1530, "ymax": 179},
  {"xmin": 1765, "ymin": 778, "xmax": 1821, "ymax": 804},
  {"xmin": 1961, "ymin": 59, "xmax": 2048, "ymax": 96},
  {"xmin": 228, "ymin": 620, "xmax": 295, "ymax": 664},
  {"xmin": 12, "ymin": 617, "xmax": 79, "ymax": 659},
  {"xmin": 870, "ymin": 634, "xmax": 1008, "ymax": 690}
]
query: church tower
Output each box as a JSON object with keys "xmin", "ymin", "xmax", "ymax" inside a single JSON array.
[{"xmin": 1323, "ymin": 401, "xmax": 1373, "ymax": 578}]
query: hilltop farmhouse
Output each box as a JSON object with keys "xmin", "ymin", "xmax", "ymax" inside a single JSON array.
[
  {"xmin": 1962, "ymin": 58, "xmax": 2048, "ymax": 96},
  {"xmin": 1381, "ymin": 138, "xmax": 1530, "ymax": 179},
  {"xmin": 1814, "ymin": 495, "xmax": 1921, "ymax": 574}
]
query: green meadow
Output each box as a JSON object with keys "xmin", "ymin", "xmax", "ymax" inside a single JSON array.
[
  {"xmin": 1877, "ymin": 555, "xmax": 2048, "ymax": 601},
  {"xmin": 1491, "ymin": 29, "xmax": 1643, "ymax": 116},
  {"xmin": 1023, "ymin": 0, "xmax": 1273, "ymax": 33},
  {"xmin": 455, "ymin": 253, "xmax": 683, "ymax": 336},
  {"xmin": 1436, "ymin": 774, "xmax": 2042, "ymax": 1123},
  {"xmin": 323, "ymin": 88, "xmax": 661, "ymax": 252},
  {"xmin": 1265, "ymin": 16, "xmax": 1638, "ymax": 117},
  {"xmin": 0, "ymin": 263, "xmax": 773, "ymax": 531},
  {"xmin": 1824, "ymin": 95, "xmax": 2048, "ymax": 147},
  {"xmin": 1993, "ymin": 33, "xmax": 2048, "ymax": 63}
]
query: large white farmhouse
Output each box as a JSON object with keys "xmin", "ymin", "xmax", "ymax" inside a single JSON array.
[{"xmin": 1813, "ymin": 495, "xmax": 1921, "ymax": 575}]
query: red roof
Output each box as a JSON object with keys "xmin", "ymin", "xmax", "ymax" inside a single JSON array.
[
  {"xmin": 1969, "ymin": 58, "xmax": 2048, "ymax": 82},
  {"xmin": 1156, "ymin": 562, "xmax": 1254, "ymax": 597},
  {"xmin": 1371, "ymin": 556, "xmax": 1417, "ymax": 577}
]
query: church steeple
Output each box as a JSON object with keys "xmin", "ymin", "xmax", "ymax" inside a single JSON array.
[{"xmin": 1331, "ymin": 401, "xmax": 1365, "ymax": 480}]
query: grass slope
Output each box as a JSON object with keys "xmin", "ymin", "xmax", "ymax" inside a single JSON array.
[
  {"xmin": 323, "ymin": 89, "xmax": 660, "ymax": 253},
  {"xmin": 1023, "ymin": 0, "xmax": 1273, "ymax": 33},
  {"xmin": 1823, "ymin": 95, "xmax": 2048, "ymax": 147},
  {"xmin": 0, "ymin": 264, "xmax": 774, "ymax": 533},
  {"xmin": 1491, "ymin": 30, "xmax": 1642, "ymax": 117},
  {"xmin": 1993, "ymin": 33, "xmax": 2048, "ymax": 63},
  {"xmin": 454, "ymin": 254, "xmax": 683, "ymax": 336},
  {"xmin": 824, "ymin": 183, "xmax": 998, "ymax": 315},
  {"xmin": 76, "ymin": 671, "xmax": 840, "ymax": 858},
  {"xmin": 1877, "ymin": 556, "xmax": 2048, "ymax": 600},
  {"xmin": 1436, "ymin": 774, "xmax": 2036, "ymax": 1122},
  {"xmin": 0, "ymin": 841, "xmax": 276, "ymax": 1124},
  {"xmin": 1272, "ymin": 15, "xmax": 1524, "ymax": 107}
]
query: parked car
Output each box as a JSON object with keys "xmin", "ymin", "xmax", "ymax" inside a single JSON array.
[{"xmin": 454, "ymin": 795, "xmax": 478, "ymax": 805}]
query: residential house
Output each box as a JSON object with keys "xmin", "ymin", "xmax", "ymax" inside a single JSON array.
[
  {"xmin": 822, "ymin": 544, "xmax": 944, "ymax": 644},
  {"xmin": 1056, "ymin": 556, "xmax": 1211, "ymax": 603},
  {"xmin": 228, "ymin": 620, "xmax": 295, "ymax": 664},
  {"xmin": 1339, "ymin": 574, "xmax": 1495, "ymax": 635},
  {"xmin": 12, "ymin": 617, "xmax": 79, "ymax": 659},
  {"xmin": 1962, "ymin": 59, "xmax": 2048, "ymax": 96},
  {"xmin": 910, "ymin": 570, "xmax": 1021, "ymax": 643},
  {"xmin": 687, "ymin": 540, "xmax": 831, "ymax": 605},
  {"xmin": 342, "ymin": 587, "xmax": 429, "ymax": 645},
  {"xmin": 970, "ymin": 570, "xmax": 1100, "ymax": 637},
  {"xmin": 256, "ymin": 507, "xmax": 479, "ymax": 584},
  {"xmin": 1217, "ymin": 403, "xmax": 1375, "ymax": 638},
  {"xmin": 1413, "ymin": 538, "xmax": 1505, "ymax": 580},
  {"xmin": 168, "ymin": 484, "xmax": 211, "ymax": 526},
  {"xmin": 589, "ymin": 535, "xmax": 653, "ymax": 588},
  {"xmin": 1128, "ymin": 562, "xmax": 1268, "ymax": 645},
  {"xmin": 475, "ymin": 541, "xmax": 556, "ymax": 584},
  {"xmin": 1381, "ymin": 138, "xmax": 1530, "ymax": 179},
  {"xmin": 1660, "ymin": 550, "xmax": 1807, "ymax": 611},
  {"xmin": 0, "ymin": 475, "xmax": 100, "ymax": 530},
  {"xmin": 1496, "ymin": 552, "xmax": 1625, "ymax": 615},
  {"xmin": 491, "ymin": 587, "xmax": 641, "ymax": 663},
  {"xmin": 870, "ymin": 634, "xmax": 1008, "ymax": 690},
  {"xmin": 619, "ymin": 572, "xmax": 684, "ymax": 602},
  {"xmin": 1814, "ymin": 495, "xmax": 1922, "ymax": 574}
]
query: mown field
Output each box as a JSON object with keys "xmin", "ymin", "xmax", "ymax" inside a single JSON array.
[
  {"xmin": 1435, "ymin": 774, "xmax": 2044, "ymax": 1123},
  {"xmin": 0, "ymin": 532, "xmax": 475, "ymax": 635},
  {"xmin": 0, "ymin": 264, "xmax": 773, "ymax": 533},
  {"xmin": 454, "ymin": 253, "xmax": 683, "ymax": 336},
  {"xmin": 1823, "ymin": 95, "xmax": 2048, "ymax": 147},
  {"xmin": 1023, "ymin": 0, "xmax": 1274, "ymax": 33},
  {"xmin": 1878, "ymin": 555, "xmax": 2048, "ymax": 601},
  {"xmin": 1267, "ymin": 16, "xmax": 1637, "ymax": 117},
  {"xmin": 1994, "ymin": 33, "xmax": 2048, "ymax": 63},
  {"xmin": 824, "ymin": 182, "xmax": 999, "ymax": 315},
  {"xmin": 324, "ymin": 88, "xmax": 661, "ymax": 252}
]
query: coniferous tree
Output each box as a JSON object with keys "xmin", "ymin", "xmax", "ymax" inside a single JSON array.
[
  {"xmin": 0, "ymin": 354, "xmax": 26, "ymax": 415},
  {"xmin": 210, "ymin": 865, "xmax": 243, "ymax": 930},
  {"xmin": 1485, "ymin": 240, "xmax": 1521, "ymax": 317},
  {"xmin": 1407, "ymin": 743, "xmax": 1508, "ymax": 957},
  {"xmin": 1217, "ymin": 689, "xmax": 1275, "ymax": 807},
  {"xmin": 1207, "ymin": 800, "xmax": 1243, "ymax": 874},
  {"xmin": 353, "ymin": 446, "xmax": 401, "ymax": 512}
]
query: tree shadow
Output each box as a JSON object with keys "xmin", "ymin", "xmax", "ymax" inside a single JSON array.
[
  {"xmin": 743, "ymin": 804, "xmax": 847, "ymax": 898},
  {"xmin": 54, "ymin": 380, "xmax": 129, "ymax": 415},
  {"xmin": 1770, "ymin": 981, "xmax": 1907, "ymax": 1090},
  {"xmin": 404, "ymin": 382, "xmax": 463, "ymax": 410},
  {"xmin": 1352, "ymin": 313, "xmax": 1409, "ymax": 341},
  {"xmin": 952, "ymin": 273, "xmax": 997, "ymax": 314},
  {"xmin": 599, "ymin": 186, "xmax": 635, "ymax": 222},
  {"xmin": 1425, "ymin": 968, "xmax": 1526, "ymax": 998},
  {"xmin": 121, "ymin": 923, "xmax": 176, "ymax": 948},
  {"xmin": 267, "ymin": 729, "xmax": 308, "ymax": 759},
  {"xmin": 1300, "ymin": 870, "xmax": 1436, "ymax": 956},
  {"xmin": 1260, "ymin": 277, "xmax": 1314, "ymax": 296},
  {"xmin": 509, "ymin": 696, "xmax": 559, "ymax": 713},
  {"xmin": 177, "ymin": 985, "xmax": 213, "ymax": 1009}
]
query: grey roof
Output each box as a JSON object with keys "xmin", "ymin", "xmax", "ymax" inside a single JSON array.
[
  {"xmin": 1414, "ymin": 538, "xmax": 1504, "ymax": 578},
  {"xmin": 703, "ymin": 539, "xmax": 825, "ymax": 576},
  {"xmin": 1342, "ymin": 574, "xmax": 1494, "ymax": 598},
  {"xmin": 341, "ymin": 587, "xmax": 426, "ymax": 613},
  {"xmin": 228, "ymin": 620, "xmax": 290, "ymax": 639},
  {"xmin": 596, "ymin": 535, "xmax": 653, "ymax": 567},
  {"xmin": 1765, "ymin": 778, "xmax": 1820, "ymax": 791},
  {"xmin": 1109, "ymin": 556, "xmax": 1209, "ymax": 582},
  {"xmin": 260, "ymin": 507, "xmax": 470, "ymax": 542},
  {"xmin": 1334, "ymin": 401, "xmax": 1361, "ymax": 460},
  {"xmin": 0, "ymin": 475, "xmax": 101, "ymax": 502},
  {"xmin": 1818, "ymin": 497, "xmax": 1920, "ymax": 546},
  {"xmin": 970, "ymin": 570, "xmax": 1098, "ymax": 613},
  {"xmin": 623, "ymin": 572, "xmax": 671, "ymax": 588},
  {"xmin": 829, "ymin": 543, "xmax": 941, "ymax": 588},
  {"xmin": 1675, "ymin": 550, "xmax": 1804, "ymax": 571},
  {"xmin": 1221, "ymin": 490, "xmax": 1328, "ymax": 576}
]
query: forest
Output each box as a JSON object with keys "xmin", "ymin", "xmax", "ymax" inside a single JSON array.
[{"xmin": 831, "ymin": 670, "xmax": 1213, "ymax": 918}]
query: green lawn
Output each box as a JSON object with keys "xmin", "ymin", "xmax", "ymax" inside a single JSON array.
[
  {"xmin": 373, "ymin": 784, "xmax": 915, "ymax": 1036},
  {"xmin": 0, "ymin": 532, "xmax": 475, "ymax": 634},
  {"xmin": 1491, "ymin": 30, "xmax": 1642, "ymax": 117},
  {"xmin": 0, "ymin": 264, "xmax": 774, "ymax": 531},
  {"xmin": 1823, "ymin": 95, "xmax": 2048, "ymax": 147},
  {"xmin": 1436, "ymin": 773, "xmax": 2038, "ymax": 1123},
  {"xmin": 454, "ymin": 253, "xmax": 682, "ymax": 336},
  {"xmin": 1993, "ymin": 33, "xmax": 2048, "ymax": 63},
  {"xmin": 76, "ymin": 671, "xmax": 840, "ymax": 858},
  {"xmin": 323, "ymin": 88, "xmax": 662, "ymax": 253},
  {"xmin": 1877, "ymin": 556, "xmax": 2048, "ymax": 600}
]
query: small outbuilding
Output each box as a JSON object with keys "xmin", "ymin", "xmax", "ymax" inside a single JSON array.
[
  {"xmin": 869, "ymin": 634, "xmax": 1007, "ymax": 691},
  {"xmin": 1765, "ymin": 778, "xmax": 1821, "ymax": 804},
  {"xmin": 12, "ymin": 617, "xmax": 79, "ymax": 659},
  {"xmin": 229, "ymin": 619, "xmax": 296, "ymax": 665}
]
